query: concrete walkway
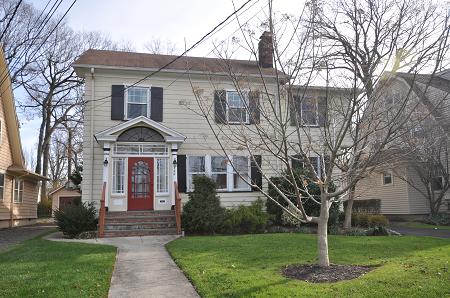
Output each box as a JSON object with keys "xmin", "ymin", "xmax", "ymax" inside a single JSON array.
[{"xmin": 48, "ymin": 234, "xmax": 199, "ymax": 298}]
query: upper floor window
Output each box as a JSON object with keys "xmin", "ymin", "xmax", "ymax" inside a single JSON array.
[
  {"xmin": 126, "ymin": 87, "xmax": 150, "ymax": 119},
  {"xmin": 431, "ymin": 176, "xmax": 443, "ymax": 191},
  {"xmin": 0, "ymin": 173, "xmax": 4, "ymax": 201},
  {"xmin": 301, "ymin": 97, "xmax": 318, "ymax": 126},
  {"xmin": 227, "ymin": 91, "xmax": 249, "ymax": 124},
  {"xmin": 14, "ymin": 179, "xmax": 24, "ymax": 203},
  {"xmin": 382, "ymin": 171, "xmax": 393, "ymax": 185}
]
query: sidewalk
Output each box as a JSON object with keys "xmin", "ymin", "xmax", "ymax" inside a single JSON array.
[{"xmin": 48, "ymin": 233, "xmax": 199, "ymax": 298}]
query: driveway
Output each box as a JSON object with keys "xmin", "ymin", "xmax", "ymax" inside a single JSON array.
[
  {"xmin": 48, "ymin": 234, "xmax": 199, "ymax": 298},
  {"xmin": 0, "ymin": 224, "xmax": 55, "ymax": 251},
  {"xmin": 390, "ymin": 224, "xmax": 450, "ymax": 238}
]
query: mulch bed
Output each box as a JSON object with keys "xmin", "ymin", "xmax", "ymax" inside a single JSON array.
[{"xmin": 282, "ymin": 264, "xmax": 377, "ymax": 283}]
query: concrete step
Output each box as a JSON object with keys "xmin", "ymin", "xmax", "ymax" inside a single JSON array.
[
  {"xmin": 105, "ymin": 221, "xmax": 176, "ymax": 231},
  {"xmin": 106, "ymin": 210, "xmax": 175, "ymax": 217},
  {"xmin": 103, "ymin": 228, "xmax": 178, "ymax": 238},
  {"xmin": 105, "ymin": 215, "xmax": 176, "ymax": 223}
]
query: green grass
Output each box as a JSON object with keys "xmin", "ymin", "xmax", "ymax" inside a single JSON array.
[
  {"xmin": 396, "ymin": 222, "xmax": 450, "ymax": 231},
  {"xmin": 0, "ymin": 233, "xmax": 116, "ymax": 298},
  {"xmin": 167, "ymin": 234, "xmax": 450, "ymax": 297}
]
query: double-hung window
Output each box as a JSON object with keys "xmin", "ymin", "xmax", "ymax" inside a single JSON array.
[
  {"xmin": 126, "ymin": 86, "xmax": 150, "ymax": 119},
  {"xmin": 187, "ymin": 156, "xmax": 206, "ymax": 190},
  {"xmin": 14, "ymin": 179, "xmax": 23, "ymax": 203},
  {"xmin": 382, "ymin": 171, "xmax": 393, "ymax": 185},
  {"xmin": 156, "ymin": 158, "xmax": 169, "ymax": 194},
  {"xmin": 301, "ymin": 97, "xmax": 318, "ymax": 126},
  {"xmin": 431, "ymin": 176, "xmax": 443, "ymax": 191},
  {"xmin": 211, "ymin": 156, "xmax": 228, "ymax": 190},
  {"xmin": 187, "ymin": 155, "xmax": 251, "ymax": 192},
  {"xmin": 0, "ymin": 173, "xmax": 4, "ymax": 201},
  {"xmin": 112, "ymin": 158, "xmax": 125, "ymax": 194},
  {"xmin": 227, "ymin": 91, "xmax": 249, "ymax": 124},
  {"xmin": 232, "ymin": 156, "xmax": 250, "ymax": 190}
]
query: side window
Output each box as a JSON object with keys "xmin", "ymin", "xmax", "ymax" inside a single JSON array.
[
  {"xmin": 112, "ymin": 158, "xmax": 125, "ymax": 194},
  {"xmin": 0, "ymin": 173, "xmax": 4, "ymax": 201},
  {"xmin": 156, "ymin": 158, "xmax": 169, "ymax": 194},
  {"xmin": 14, "ymin": 179, "xmax": 24, "ymax": 203},
  {"xmin": 126, "ymin": 87, "xmax": 150, "ymax": 119},
  {"xmin": 382, "ymin": 171, "xmax": 393, "ymax": 185},
  {"xmin": 226, "ymin": 91, "xmax": 248, "ymax": 124},
  {"xmin": 301, "ymin": 97, "xmax": 318, "ymax": 126}
]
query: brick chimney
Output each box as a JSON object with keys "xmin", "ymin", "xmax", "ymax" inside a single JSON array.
[{"xmin": 258, "ymin": 31, "xmax": 274, "ymax": 68}]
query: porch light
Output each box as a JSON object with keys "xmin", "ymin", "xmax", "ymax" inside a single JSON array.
[
  {"xmin": 103, "ymin": 158, "xmax": 109, "ymax": 166},
  {"xmin": 172, "ymin": 158, "xmax": 177, "ymax": 170}
]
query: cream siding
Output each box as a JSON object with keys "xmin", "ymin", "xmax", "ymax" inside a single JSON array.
[{"xmin": 356, "ymin": 166, "xmax": 411, "ymax": 214}]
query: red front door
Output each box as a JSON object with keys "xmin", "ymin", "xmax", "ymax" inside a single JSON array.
[{"xmin": 127, "ymin": 157, "xmax": 154, "ymax": 211}]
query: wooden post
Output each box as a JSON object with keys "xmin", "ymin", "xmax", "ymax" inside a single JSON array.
[
  {"xmin": 98, "ymin": 182, "xmax": 106, "ymax": 238},
  {"xmin": 174, "ymin": 182, "xmax": 182, "ymax": 234}
]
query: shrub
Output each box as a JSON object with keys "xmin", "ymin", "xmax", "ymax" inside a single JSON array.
[
  {"xmin": 423, "ymin": 213, "xmax": 450, "ymax": 226},
  {"xmin": 368, "ymin": 215, "xmax": 389, "ymax": 227},
  {"xmin": 281, "ymin": 205, "xmax": 301, "ymax": 227},
  {"xmin": 182, "ymin": 175, "xmax": 225, "ymax": 234},
  {"xmin": 342, "ymin": 227, "xmax": 368, "ymax": 236},
  {"xmin": 222, "ymin": 199, "xmax": 269, "ymax": 234},
  {"xmin": 54, "ymin": 202, "xmax": 98, "ymax": 238},
  {"xmin": 266, "ymin": 168, "xmax": 340, "ymax": 226},
  {"xmin": 352, "ymin": 213, "xmax": 370, "ymax": 227},
  {"xmin": 352, "ymin": 213, "xmax": 388, "ymax": 228},
  {"xmin": 37, "ymin": 199, "xmax": 52, "ymax": 218}
]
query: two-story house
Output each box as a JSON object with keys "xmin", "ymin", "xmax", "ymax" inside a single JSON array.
[
  {"xmin": 0, "ymin": 47, "xmax": 47, "ymax": 229},
  {"xmin": 73, "ymin": 32, "xmax": 351, "ymax": 236},
  {"xmin": 356, "ymin": 71, "xmax": 450, "ymax": 218}
]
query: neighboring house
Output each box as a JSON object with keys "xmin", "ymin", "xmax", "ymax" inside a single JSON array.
[
  {"xmin": 72, "ymin": 32, "xmax": 350, "ymax": 236},
  {"xmin": 49, "ymin": 181, "xmax": 81, "ymax": 214},
  {"xmin": 0, "ymin": 47, "xmax": 47, "ymax": 229},
  {"xmin": 356, "ymin": 72, "xmax": 450, "ymax": 218}
]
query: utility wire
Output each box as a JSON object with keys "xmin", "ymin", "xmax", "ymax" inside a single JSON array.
[
  {"xmin": 0, "ymin": 0, "xmax": 23, "ymax": 41},
  {"xmin": 86, "ymin": 0, "xmax": 253, "ymax": 104}
]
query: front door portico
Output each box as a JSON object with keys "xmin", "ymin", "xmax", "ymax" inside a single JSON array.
[{"xmin": 128, "ymin": 157, "xmax": 154, "ymax": 211}]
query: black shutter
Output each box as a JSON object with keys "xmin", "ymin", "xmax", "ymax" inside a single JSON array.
[
  {"xmin": 111, "ymin": 85, "xmax": 125, "ymax": 120},
  {"xmin": 250, "ymin": 155, "xmax": 262, "ymax": 191},
  {"xmin": 323, "ymin": 155, "xmax": 331, "ymax": 178},
  {"xmin": 249, "ymin": 91, "xmax": 260, "ymax": 124},
  {"xmin": 151, "ymin": 87, "xmax": 163, "ymax": 122},
  {"xmin": 177, "ymin": 155, "xmax": 187, "ymax": 193},
  {"xmin": 318, "ymin": 96, "xmax": 327, "ymax": 127},
  {"xmin": 290, "ymin": 95, "xmax": 301, "ymax": 126},
  {"xmin": 291, "ymin": 154, "xmax": 303, "ymax": 170},
  {"xmin": 214, "ymin": 90, "xmax": 227, "ymax": 124}
]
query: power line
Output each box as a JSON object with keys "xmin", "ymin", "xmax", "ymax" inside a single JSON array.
[
  {"xmin": 0, "ymin": 0, "xmax": 23, "ymax": 41},
  {"xmin": 86, "ymin": 0, "xmax": 253, "ymax": 104}
]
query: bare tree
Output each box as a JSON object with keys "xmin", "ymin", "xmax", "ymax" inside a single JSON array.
[
  {"xmin": 313, "ymin": 0, "xmax": 450, "ymax": 228},
  {"xmin": 144, "ymin": 38, "xmax": 177, "ymax": 55},
  {"xmin": 48, "ymin": 130, "xmax": 67, "ymax": 189},
  {"xmin": 187, "ymin": 0, "xmax": 449, "ymax": 267}
]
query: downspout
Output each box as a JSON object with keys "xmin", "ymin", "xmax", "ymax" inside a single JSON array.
[{"xmin": 90, "ymin": 68, "xmax": 95, "ymax": 204}]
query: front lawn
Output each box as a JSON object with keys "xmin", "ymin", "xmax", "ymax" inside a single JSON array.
[
  {"xmin": 167, "ymin": 233, "xmax": 450, "ymax": 297},
  {"xmin": 397, "ymin": 222, "xmax": 450, "ymax": 231},
  {"xmin": 0, "ymin": 233, "xmax": 116, "ymax": 297}
]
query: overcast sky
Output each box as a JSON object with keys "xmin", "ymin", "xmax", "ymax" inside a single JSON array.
[{"xmin": 19, "ymin": 0, "xmax": 302, "ymax": 157}]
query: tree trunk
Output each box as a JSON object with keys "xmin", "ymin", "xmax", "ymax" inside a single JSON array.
[
  {"xmin": 343, "ymin": 185, "xmax": 355, "ymax": 229},
  {"xmin": 317, "ymin": 195, "xmax": 330, "ymax": 267},
  {"xmin": 41, "ymin": 142, "xmax": 50, "ymax": 200}
]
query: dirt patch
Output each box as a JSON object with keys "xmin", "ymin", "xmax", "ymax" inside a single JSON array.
[{"xmin": 282, "ymin": 264, "xmax": 377, "ymax": 283}]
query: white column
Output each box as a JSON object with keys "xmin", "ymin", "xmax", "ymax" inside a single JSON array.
[
  {"xmin": 171, "ymin": 143, "xmax": 178, "ymax": 206},
  {"xmin": 102, "ymin": 143, "xmax": 111, "ymax": 208}
]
